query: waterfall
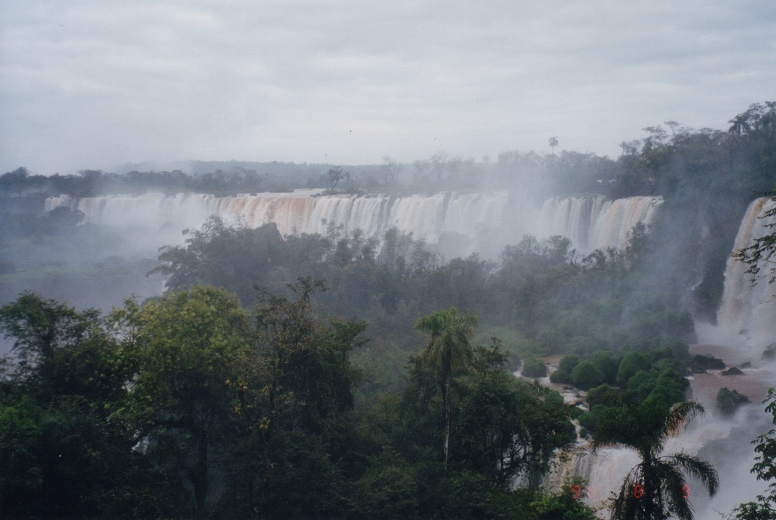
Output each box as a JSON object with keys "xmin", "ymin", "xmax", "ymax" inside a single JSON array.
[
  {"xmin": 44, "ymin": 194, "xmax": 77, "ymax": 212},
  {"xmin": 716, "ymin": 197, "xmax": 776, "ymax": 350},
  {"xmin": 45, "ymin": 191, "xmax": 667, "ymax": 255},
  {"xmin": 44, "ymin": 190, "xmax": 512, "ymax": 252},
  {"xmin": 538, "ymin": 196, "xmax": 663, "ymax": 253},
  {"xmin": 546, "ymin": 406, "xmax": 772, "ymax": 514}
]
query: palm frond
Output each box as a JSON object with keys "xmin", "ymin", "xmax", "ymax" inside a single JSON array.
[
  {"xmin": 655, "ymin": 461, "xmax": 693, "ymax": 520},
  {"xmin": 592, "ymin": 406, "xmax": 639, "ymax": 451},
  {"xmin": 663, "ymin": 401, "xmax": 704, "ymax": 437},
  {"xmin": 610, "ymin": 465, "xmax": 644, "ymax": 520},
  {"xmin": 415, "ymin": 307, "xmax": 477, "ymax": 369},
  {"xmin": 666, "ymin": 452, "xmax": 719, "ymax": 497}
]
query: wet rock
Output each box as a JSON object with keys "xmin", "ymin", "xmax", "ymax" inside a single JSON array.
[
  {"xmin": 721, "ymin": 367, "xmax": 743, "ymax": 376},
  {"xmin": 691, "ymin": 354, "xmax": 725, "ymax": 372}
]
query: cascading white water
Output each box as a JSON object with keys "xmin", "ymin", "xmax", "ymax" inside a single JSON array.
[
  {"xmin": 547, "ymin": 406, "xmax": 772, "ymax": 514},
  {"xmin": 542, "ymin": 197, "xmax": 776, "ymax": 516},
  {"xmin": 46, "ymin": 191, "xmax": 662, "ymax": 256},
  {"xmin": 538, "ymin": 196, "xmax": 663, "ymax": 253},
  {"xmin": 715, "ymin": 197, "xmax": 776, "ymax": 351},
  {"xmin": 45, "ymin": 190, "xmax": 514, "ymax": 254}
]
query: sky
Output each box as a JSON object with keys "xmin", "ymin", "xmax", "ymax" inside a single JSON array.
[{"xmin": 0, "ymin": 0, "xmax": 774, "ymax": 175}]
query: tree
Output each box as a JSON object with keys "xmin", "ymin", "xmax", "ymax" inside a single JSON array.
[
  {"xmin": 130, "ymin": 286, "xmax": 249, "ymax": 514},
  {"xmin": 0, "ymin": 292, "xmax": 102, "ymax": 386},
  {"xmin": 593, "ymin": 399, "xmax": 718, "ymax": 520},
  {"xmin": 454, "ymin": 345, "xmax": 576, "ymax": 487},
  {"xmin": 549, "ymin": 136, "xmax": 559, "ymax": 155},
  {"xmin": 326, "ymin": 166, "xmax": 349, "ymax": 190},
  {"xmin": 0, "ymin": 294, "xmax": 185, "ymax": 519},
  {"xmin": 228, "ymin": 278, "xmax": 365, "ymax": 518},
  {"xmin": 735, "ymin": 388, "xmax": 776, "ymax": 519},
  {"xmin": 382, "ymin": 156, "xmax": 401, "ymax": 185},
  {"xmin": 414, "ymin": 307, "xmax": 478, "ymax": 463}
]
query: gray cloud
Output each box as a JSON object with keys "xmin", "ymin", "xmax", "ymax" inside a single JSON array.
[{"xmin": 1, "ymin": 0, "xmax": 774, "ymax": 173}]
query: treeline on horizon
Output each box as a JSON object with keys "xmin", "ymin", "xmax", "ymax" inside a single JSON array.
[
  {"xmin": 2, "ymin": 102, "xmax": 774, "ymax": 201},
  {"xmin": 2, "ymin": 102, "xmax": 774, "ymax": 319}
]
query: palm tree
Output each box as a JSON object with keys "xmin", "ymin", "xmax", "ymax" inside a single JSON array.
[
  {"xmin": 414, "ymin": 307, "xmax": 478, "ymax": 463},
  {"xmin": 592, "ymin": 399, "xmax": 718, "ymax": 520},
  {"xmin": 549, "ymin": 136, "xmax": 559, "ymax": 155}
]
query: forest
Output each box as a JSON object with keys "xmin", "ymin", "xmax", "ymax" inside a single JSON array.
[{"xmin": 0, "ymin": 102, "xmax": 774, "ymax": 519}]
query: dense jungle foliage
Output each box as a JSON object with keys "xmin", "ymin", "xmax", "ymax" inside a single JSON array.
[
  {"xmin": 0, "ymin": 287, "xmax": 598, "ymax": 519},
  {"xmin": 0, "ymin": 223, "xmax": 717, "ymax": 519},
  {"xmin": 0, "ymin": 102, "xmax": 774, "ymax": 518}
]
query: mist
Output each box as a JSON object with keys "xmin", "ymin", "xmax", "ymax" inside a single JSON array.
[{"xmin": 2, "ymin": 1, "xmax": 776, "ymax": 517}]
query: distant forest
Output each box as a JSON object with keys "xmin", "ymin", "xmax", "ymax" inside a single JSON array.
[
  {"xmin": 2, "ymin": 101, "xmax": 774, "ymax": 316},
  {"xmin": 2, "ymin": 101, "xmax": 774, "ymax": 200}
]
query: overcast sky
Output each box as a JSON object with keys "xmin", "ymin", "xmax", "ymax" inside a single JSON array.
[{"xmin": 1, "ymin": 0, "xmax": 774, "ymax": 174}]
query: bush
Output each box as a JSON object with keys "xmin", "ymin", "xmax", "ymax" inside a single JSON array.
[
  {"xmin": 616, "ymin": 352, "xmax": 650, "ymax": 386},
  {"xmin": 566, "ymin": 336, "xmax": 599, "ymax": 355},
  {"xmin": 625, "ymin": 369, "xmax": 656, "ymax": 401},
  {"xmin": 545, "ymin": 390, "xmax": 564, "ymax": 407},
  {"xmin": 578, "ymin": 404, "xmax": 606, "ymax": 433},
  {"xmin": 586, "ymin": 384, "xmax": 617, "ymax": 406},
  {"xmin": 558, "ymin": 354, "xmax": 581, "ymax": 374},
  {"xmin": 570, "ymin": 361, "xmax": 605, "ymax": 390},
  {"xmin": 717, "ymin": 387, "xmax": 750, "ymax": 415},
  {"xmin": 550, "ymin": 368, "xmax": 570, "ymax": 384},
  {"xmin": 589, "ymin": 350, "xmax": 619, "ymax": 384},
  {"xmin": 522, "ymin": 357, "xmax": 547, "ymax": 378},
  {"xmin": 651, "ymin": 335, "xmax": 690, "ymax": 362}
]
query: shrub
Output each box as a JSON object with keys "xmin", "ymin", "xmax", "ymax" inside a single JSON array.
[
  {"xmin": 578, "ymin": 404, "xmax": 606, "ymax": 433},
  {"xmin": 558, "ymin": 354, "xmax": 581, "ymax": 374},
  {"xmin": 625, "ymin": 369, "xmax": 656, "ymax": 401},
  {"xmin": 521, "ymin": 357, "xmax": 547, "ymax": 378},
  {"xmin": 648, "ymin": 370, "xmax": 689, "ymax": 405},
  {"xmin": 536, "ymin": 326, "xmax": 565, "ymax": 353},
  {"xmin": 570, "ymin": 361, "xmax": 605, "ymax": 390},
  {"xmin": 589, "ymin": 350, "xmax": 619, "ymax": 384},
  {"xmin": 616, "ymin": 351, "xmax": 650, "ymax": 386},
  {"xmin": 651, "ymin": 335, "xmax": 690, "ymax": 362},
  {"xmin": 568, "ymin": 405, "xmax": 584, "ymax": 419},
  {"xmin": 716, "ymin": 387, "xmax": 750, "ymax": 415},
  {"xmin": 586, "ymin": 384, "xmax": 617, "ymax": 406},
  {"xmin": 545, "ymin": 390, "xmax": 564, "ymax": 407},
  {"xmin": 550, "ymin": 368, "xmax": 570, "ymax": 384}
]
